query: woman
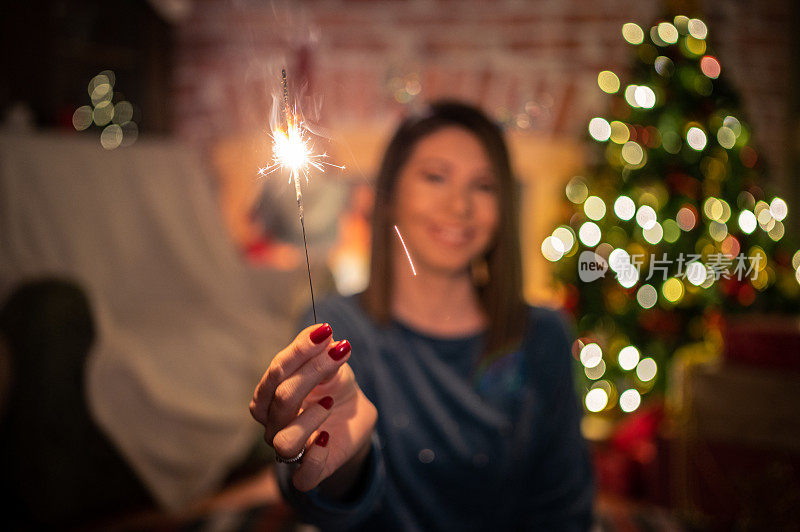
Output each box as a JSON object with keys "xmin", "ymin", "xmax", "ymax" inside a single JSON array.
[{"xmin": 250, "ymin": 101, "xmax": 595, "ymax": 530}]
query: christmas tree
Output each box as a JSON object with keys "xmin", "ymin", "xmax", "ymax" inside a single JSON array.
[{"xmin": 543, "ymin": 15, "xmax": 800, "ymax": 417}]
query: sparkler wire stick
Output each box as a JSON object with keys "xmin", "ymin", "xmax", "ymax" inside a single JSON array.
[{"xmin": 282, "ymin": 68, "xmax": 317, "ymax": 323}]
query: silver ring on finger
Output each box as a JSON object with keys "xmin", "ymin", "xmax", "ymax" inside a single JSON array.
[{"xmin": 275, "ymin": 445, "xmax": 305, "ymax": 464}]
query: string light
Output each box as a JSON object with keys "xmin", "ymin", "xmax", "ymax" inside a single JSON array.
[
  {"xmin": 579, "ymin": 222, "xmax": 602, "ymax": 247},
  {"xmin": 636, "ymin": 284, "xmax": 658, "ymax": 308},
  {"xmin": 770, "ymin": 198, "xmax": 788, "ymax": 221},
  {"xmin": 636, "ymin": 358, "xmax": 658, "ymax": 382},
  {"xmin": 598, "ymin": 71, "xmax": 621, "ymax": 93},
  {"xmin": 566, "ymin": 177, "xmax": 589, "ymax": 203},
  {"xmin": 580, "ymin": 343, "xmax": 603, "ymax": 368},
  {"xmin": 584, "ymin": 196, "xmax": 607, "ymax": 220},
  {"xmin": 585, "ymin": 359, "xmax": 606, "ymax": 380},
  {"xmin": 614, "ymin": 196, "xmax": 636, "ymax": 220},
  {"xmin": 541, "ymin": 236, "xmax": 565, "ymax": 262},
  {"xmin": 738, "ymin": 210, "xmax": 757, "ymax": 233},
  {"xmin": 662, "ymin": 278, "xmax": 685, "ymax": 303},
  {"xmin": 686, "ymin": 127, "xmax": 707, "ymax": 150},
  {"xmin": 636, "ymin": 205, "xmax": 657, "ymax": 230},
  {"xmin": 552, "ymin": 226, "xmax": 575, "ymax": 252},
  {"xmin": 622, "ymin": 22, "xmax": 644, "ymax": 44},
  {"xmin": 619, "ymin": 389, "xmax": 642, "ymax": 412},
  {"xmin": 618, "ymin": 346, "xmax": 640, "ymax": 370},
  {"xmin": 589, "ymin": 118, "xmax": 612, "ymax": 141},
  {"xmin": 585, "ymin": 388, "xmax": 609, "ymax": 412}
]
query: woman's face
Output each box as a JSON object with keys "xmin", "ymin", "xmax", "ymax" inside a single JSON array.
[{"xmin": 392, "ymin": 126, "xmax": 500, "ymax": 277}]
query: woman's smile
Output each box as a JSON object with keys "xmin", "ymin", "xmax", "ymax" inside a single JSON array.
[{"xmin": 393, "ymin": 126, "xmax": 500, "ymax": 276}]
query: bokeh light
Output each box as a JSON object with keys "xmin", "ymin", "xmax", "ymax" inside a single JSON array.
[
  {"xmin": 100, "ymin": 124, "xmax": 123, "ymax": 150},
  {"xmin": 657, "ymin": 22, "xmax": 679, "ymax": 44},
  {"xmin": 585, "ymin": 359, "xmax": 606, "ymax": 380},
  {"xmin": 621, "ymin": 141, "xmax": 644, "ymax": 166},
  {"xmin": 677, "ymin": 206, "xmax": 697, "ymax": 231},
  {"xmin": 636, "ymin": 357, "xmax": 658, "ymax": 382},
  {"xmin": 584, "ymin": 196, "xmax": 607, "ymax": 220},
  {"xmin": 609, "ymin": 248, "xmax": 631, "ymax": 273},
  {"xmin": 709, "ymin": 221, "xmax": 728, "ymax": 242},
  {"xmin": 618, "ymin": 346, "xmax": 640, "ymax": 370},
  {"xmin": 738, "ymin": 210, "xmax": 757, "ymax": 234},
  {"xmin": 566, "ymin": 177, "xmax": 589, "ymax": 204},
  {"xmin": 619, "ymin": 389, "xmax": 641, "ymax": 413},
  {"xmin": 717, "ymin": 127, "xmax": 736, "ymax": 149},
  {"xmin": 662, "ymin": 277, "xmax": 685, "ymax": 303},
  {"xmin": 686, "ymin": 127, "xmax": 707, "ymax": 150},
  {"xmin": 721, "ymin": 235, "xmax": 740, "ymax": 258},
  {"xmin": 589, "ymin": 117, "xmax": 612, "ymax": 141},
  {"xmin": 643, "ymin": 222, "xmax": 663, "ymax": 244},
  {"xmin": 636, "ymin": 284, "xmax": 658, "ymax": 308},
  {"xmin": 93, "ymin": 101, "xmax": 114, "ymax": 126},
  {"xmin": 113, "ymin": 101, "xmax": 134, "ymax": 124},
  {"xmin": 622, "ymin": 22, "xmax": 645, "ymax": 45},
  {"xmin": 636, "ymin": 205, "xmax": 657, "ymax": 230},
  {"xmin": 585, "ymin": 388, "xmax": 609, "ymax": 412},
  {"xmin": 598, "ymin": 71, "xmax": 621, "ymax": 93},
  {"xmin": 654, "ymin": 56, "xmax": 674, "ymax": 77},
  {"xmin": 72, "ymin": 106, "xmax": 93, "ymax": 131},
  {"xmin": 552, "ymin": 226, "xmax": 575, "ymax": 253},
  {"xmin": 768, "ymin": 221, "xmax": 785, "ymax": 242},
  {"xmin": 610, "ymin": 121, "xmax": 631, "ymax": 144},
  {"xmin": 624, "ymin": 85, "xmax": 639, "ymax": 107},
  {"xmin": 634, "ymin": 86, "xmax": 656, "ymax": 108},
  {"xmin": 688, "ymin": 18, "xmax": 708, "ymax": 39},
  {"xmin": 686, "ymin": 262, "xmax": 707, "ymax": 286},
  {"xmin": 663, "ymin": 219, "xmax": 681, "ymax": 242},
  {"xmin": 579, "ymin": 222, "xmax": 602, "ymax": 247},
  {"xmin": 684, "ymin": 36, "xmax": 706, "ymax": 55},
  {"xmin": 614, "ymin": 196, "xmax": 636, "ymax": 221},
  {"xmin": 541, "ymin": 236, "xmax": 565, "ymax": 262},
  {"xmin": 580, "ymin": 343, "xmax": 603, "ymax": 368},
  {"xmin": 700, "ymin": 56, "xmax": 721, "ymax": 79},
  {"xmin": 770, "ymin": 197, "xmax": 788, "ymax": 221},
  {"xmin": 617, "ymin": 264, "xmax": 640, "ymax": 289}
]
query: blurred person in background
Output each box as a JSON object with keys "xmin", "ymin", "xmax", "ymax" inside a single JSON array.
[{"xmin": 250, "ymin": 101, "xmax": 595, "ymax": 531}]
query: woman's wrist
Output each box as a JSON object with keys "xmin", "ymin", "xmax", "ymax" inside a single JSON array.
[{"xmin": 316, "ymin": 434, "xmax": 373, "ymax": 502}]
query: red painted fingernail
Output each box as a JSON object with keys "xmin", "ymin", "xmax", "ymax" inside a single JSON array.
[
  {"xmin": 318, "ymin": 396, "xmax": 334, "ymax": 410},
  {"xmin": 315, "ymin": 431, "xmax": 329, "ymax": 447},
  {"xmin": 328, "ymin": 340, "xmax": 351, "ymax": 361},
  {"xmin": 310, "ymin": 324, "xmax": 332, "ymax": 344}
]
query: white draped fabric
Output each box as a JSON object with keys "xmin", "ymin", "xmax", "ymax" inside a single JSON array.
[{"xmin": 0, "ymin": 133, "xmax": 302, "ymax": 511}]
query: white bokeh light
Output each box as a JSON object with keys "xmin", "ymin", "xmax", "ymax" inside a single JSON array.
[
  {"xmin": 618, "ymin": 346, "xmax": 640, "ymax": 371},
  {"xmin": 579, "ymin": 222, "xmax": 602, "ymax": 247},
  {"xmin": 636, "ymin": 357, "xmax": 658, "ymax": 381},
  {"xmin": 636, "ymin": 205, "xmax": 657, "ymax": 230},
  {"xmin": 619, "ymin": 389, "xmax": 642, "ymax": 413},
  {"xmin": 589, "ymin": 117, "xmax": 612, "ymax": 141},
  {"xmin": 686, "ymin": 262, "xmax": 707, "ymax": 286},
  {"xmin": 580, "ymin": 343, "xmax": 603, "ymax": 368},
  {"xmin": 634, "ymin": 86, "xmax": 656, "ymax": 108},
  {"xmin": 738, "ymin": 210, "xmax": 757, "ymax": 234},
  {"xmin": 770, "ymin": 198, "xmax": 788, "ymax": 221},
  {"xmin": 585, "ymin": 388, "xmax": 609, "ymax": 413},
  {"xmin": 614, "ymin": 196, "xmax": 636, "ymax": 220},
  {"xmin": 584, "ymin": 196, "xmax": 607, "ymax": 220},
  {"xmin": 686, "ymin": 127, "xmax": 707, "ymax": 150}
]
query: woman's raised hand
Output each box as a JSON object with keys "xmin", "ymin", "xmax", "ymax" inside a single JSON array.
[{"xmin": 250, "ymin": 323, "xmax": 378, "ymax": 493}]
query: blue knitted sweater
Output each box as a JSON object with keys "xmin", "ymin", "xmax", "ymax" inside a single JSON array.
[{"xmin": 277, "ymin": 295, "xmax": 594, "ymax": 531}]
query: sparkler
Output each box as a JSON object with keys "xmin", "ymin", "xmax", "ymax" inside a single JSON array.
[
  {"xmin": 259, "ymin": 69, "xmax": 343, "ymax": 322},
  {"xmin": 394, "ymin": 225, "xmax": 417, "ymax": 276}
]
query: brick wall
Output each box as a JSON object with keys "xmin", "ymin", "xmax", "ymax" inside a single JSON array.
[{"xmin": 173, "ymin": 0, "xmax": 797, "ymax": 194}]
